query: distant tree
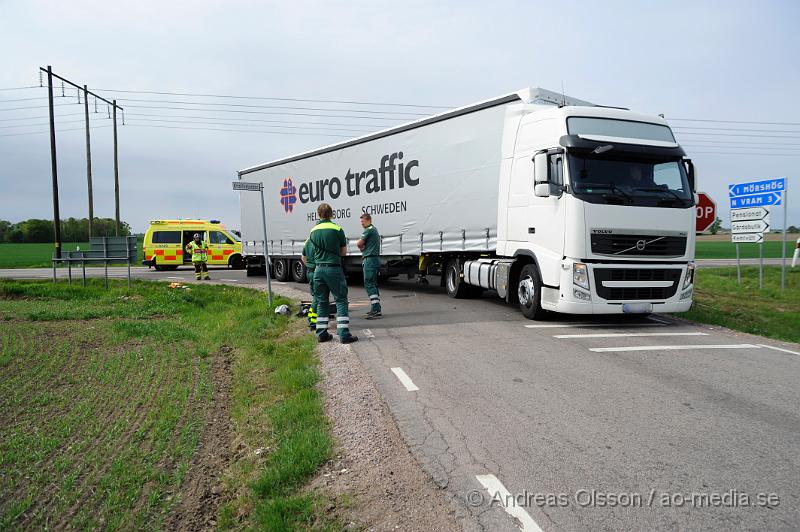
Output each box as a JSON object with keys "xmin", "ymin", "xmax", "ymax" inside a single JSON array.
[
  {"xmin": 709, "ymin": 217, "xmax": 722, "ymax": 235},
  {"xmin": 21, "ymin": 219, "xmax": 53, "ymax": 243},
  {"xmin": 0, "ymin": 220, "xmax": 11, "ymax": 243}
]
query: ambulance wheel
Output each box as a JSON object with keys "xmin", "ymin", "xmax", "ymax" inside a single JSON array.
[
  {"xmin": 517, "ymin": 264, "xmax": 546, "ymax": 320},
  {"xmin": 291, "ymin": 260, "xmax": 308, "ymax": 283},
  {"xmin": 273, "ymin": 259, "xmax": 289, "ymax": 281},
  {"xmin": 229, "ymin": 254, "xmax": 244, "ymax": 270}
]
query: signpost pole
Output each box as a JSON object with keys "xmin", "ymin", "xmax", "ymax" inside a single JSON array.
[
  {"xmin": 782, "ymin": 187, "xmax": 787, "ymax": 291},
  {"xmin": 258, "ymin": 184, "xmax": 273, "ymax": 307},
  {"xmin": 736, "ymin": 243, "xmax": 741, "ymax": 286},
  {"xmin": 759, "ymin": 242, "xmax": 763, "ymax": 290}
]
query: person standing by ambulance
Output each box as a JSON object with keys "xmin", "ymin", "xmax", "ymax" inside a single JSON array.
[
  {"xmin": 307, "ymin": 203, "xmax": 358, "ymax": 344},
  {"xmin": 357, "ymin": 213, "xmax": 382, "ymax": 318},
  {"xmin": 186, "ymin": 232, "xmax": 210, "ymax": 280}
]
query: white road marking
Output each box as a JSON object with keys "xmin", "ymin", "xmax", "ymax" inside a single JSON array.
[
  {"xmin": 554, "ymin": 332, "xmax": 708, "ymax": 339},
  {"xmin": 757, "ymin": 344, "xmax": 800, "ymax": 356},
  {"xmin": 362, "ymin": 329, "xmax": 375, "ymax": 339},
  {"xmin": 219, "ymin": 278, "xmax": 238, "ymax": 282},
  {"xmin": 390, "ymin": 367, "xmax": 419, "ymax": 391},
  {"xmin": 525, "ymin": 322, "xmax": 666, "ymax": 329},
  {"xmin": 475, "ymin": 474, "xmax": 543, "ymax": 532},
  {"xmin": 166, "ymin": 276, "xmax": 183, "ymax": 280},
  {"xmin": 648, "ymin": 316, "xmax": 672, "ymax": 324},
  {"xmin": 590, "ymin": 344, "xmax": 759, "ymax": 353}
]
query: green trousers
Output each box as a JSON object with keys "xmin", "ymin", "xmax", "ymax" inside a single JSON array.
[
  {"xmin": 314, "ymin": 266, "xmax": 351, "ymax": 338},
  {"xmin": 307, "ymin": 268, "xmax": 317, "ymax": 327},
  {"xmin": 362, "ymin": 256, "xmax": 381, "ymax": 312}
]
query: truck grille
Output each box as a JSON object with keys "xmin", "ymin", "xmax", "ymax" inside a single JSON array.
[
  {"xmin": 593, "ymin": 269, "xmax": 681, "ymax": 301},
  {"xmin": 590, "ymin": 234, "xmax": 686, "ymax": 257}
]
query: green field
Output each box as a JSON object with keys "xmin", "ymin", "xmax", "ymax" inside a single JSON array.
[
  {"xmin": 682, "ymin": 266, "xmax": 800, "ymax": 344},
  {"xmin": 0, "ymin": 241, "xmax": 144, "ymax": 269},
  {"xmin": 694, "ymin": 239, "xmax": 791, "ymax": 259},
  {"xmin": 0, "ymin": 280, "xmax": 335, "ymax": 529}
]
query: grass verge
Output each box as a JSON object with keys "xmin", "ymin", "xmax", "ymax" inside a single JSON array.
[
  {"xmin": 0, "ymin": 241, "xmax": 144, "ymax": 269},
  {"xmin": 681, "ymin": 266, "xmax": 800, "ymax": 343},
  {"xmin": 0, "ymin": 279, "xmax": 335, "ymax": 529}
]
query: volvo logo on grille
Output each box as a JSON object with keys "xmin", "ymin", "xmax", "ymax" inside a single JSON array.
[{"xmin": 636, "ymin": 239, "xmax": 647, "ymax": 251}]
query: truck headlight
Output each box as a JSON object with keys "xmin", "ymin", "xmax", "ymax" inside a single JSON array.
[
  {"xmin": 573, "ymin": 262, "xmax": 589, "ymax": 290},
  {"xmin": 683, "ymin": 262, "xmax": 695, "ymax": 289}
]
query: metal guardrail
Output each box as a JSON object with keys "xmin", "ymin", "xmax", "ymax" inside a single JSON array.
[{"xmin": 52, "ymin": 236, "xmax": 137, "ymax": 288}]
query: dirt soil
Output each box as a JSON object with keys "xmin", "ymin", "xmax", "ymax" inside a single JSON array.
[
  {"xmin": 164, "ymin": 347, "xmax": 234, "ymax": 531},
  {"xmin": 309, "ymin": 340, "xmax": 460, "ymax": 531}
]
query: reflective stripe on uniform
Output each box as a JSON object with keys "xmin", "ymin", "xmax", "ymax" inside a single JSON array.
[
  {"xmin": 336, "ymin": 316, "xmax": 350, "ymax": 329},
  {"xmin": 310, "ymin": 221, "xmax": 342, "ymax": 233}
]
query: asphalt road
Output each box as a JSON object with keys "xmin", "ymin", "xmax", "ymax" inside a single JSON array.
[{"xmin": 3, "ymin": 264, "xmax": 799, "ymax": 530}]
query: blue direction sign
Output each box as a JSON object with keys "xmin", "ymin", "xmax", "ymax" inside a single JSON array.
[
  {"xmin": 728, "ymin": 177, "xmax": 785, "ymax": 198},
  {"xmin": 730, "ymin": 192, "xmax": 782, "ymax": 208}
]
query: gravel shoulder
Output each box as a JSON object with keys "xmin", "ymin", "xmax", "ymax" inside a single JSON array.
[{"xmin": 266, "ymin": 283, "xmax": 460, "ymax": 531}]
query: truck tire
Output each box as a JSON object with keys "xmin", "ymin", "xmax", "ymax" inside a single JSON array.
[
  {"xmin": 291, "ymin": 259, "xmax": 308, "ymax": 283},
  {"xmin": 273, "ymin": 259, "xmax": 289, "ymax": 282},
  {"xmin": 517, "ymin": 263, "xmax": 546, "ymax": 320},
  {"xmin": 445, "ymin": 259, "xmax": 480, "ymax": 298}
]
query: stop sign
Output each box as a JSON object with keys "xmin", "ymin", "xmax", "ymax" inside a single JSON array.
[{"xmin": 696, "ymin": 192, "xmax": 716, "ymax": 233}]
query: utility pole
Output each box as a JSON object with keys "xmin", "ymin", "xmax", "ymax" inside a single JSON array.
[
  {"xmin": 46, "ymin": 66, "xmax": 62, "ymax": 259},
  {"xmin": 113, "ymin": 100, "xmax": 120, "ymax": 236},
  {"xmin": 84, "ymin": 85, "xmax": 94, "ymax": 238},
  {"xmin": 40, "ymin": 66, "xmax": 123, "ymax": 247}
]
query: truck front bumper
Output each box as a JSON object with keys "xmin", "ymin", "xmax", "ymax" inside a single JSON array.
[{"xmin": 542, "ymin": 259, "xmax": 694, "ymax": 315}]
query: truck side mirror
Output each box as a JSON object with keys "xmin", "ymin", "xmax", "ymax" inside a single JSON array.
[
  {"xmin": 684, "ymin": 158, "xmax": 696, "ymax": 192},
  {"xmin": 533, "ymin": 152, "xmax": 550, "ymax": 197}
]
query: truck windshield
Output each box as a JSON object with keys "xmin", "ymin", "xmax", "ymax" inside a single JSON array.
[{"xmin": 568, "ymin": 154, "xmax": 693, "ymax": 208}]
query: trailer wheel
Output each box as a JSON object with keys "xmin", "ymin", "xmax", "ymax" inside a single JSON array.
[
  {"xmin": 273, "ymin": 259, "xmax": 289, "ymax": 281},
  {"xmin": 517, "ymin": 264, "xmax": 546, "ymax": 320},
  {"xmin": 291, "ymin": 259, "xmax": 308, "ymax": 283}
]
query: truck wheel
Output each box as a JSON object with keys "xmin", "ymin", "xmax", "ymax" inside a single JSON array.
[
  {"xmin": 273, "ymin": 259, "xmax": 289, "ymax": 281},
  {"xmin": 445, "ymin": 259, "xmax": 477, "ymax": 298},
  {"xmin": 291, "ymin": 259, "xmax": 308, "ymax": 283},
  {"xmin": 517, "ymin": 264, "xmax": 546, "ymax": 320}
]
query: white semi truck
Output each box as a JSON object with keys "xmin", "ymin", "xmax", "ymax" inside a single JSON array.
[{"xmin": 238, "ymin": 88, "xmax": 696, "ymax": 318}]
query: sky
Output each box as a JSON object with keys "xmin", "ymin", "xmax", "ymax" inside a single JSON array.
[{"xmin": 1, "ymin": 0, "xmax": 798, "ymax": 233}]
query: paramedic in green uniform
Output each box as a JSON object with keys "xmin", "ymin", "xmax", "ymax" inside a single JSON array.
[
  {"xmin": 357, "ymin": 213, "xmax": 382, "ymax": 318},
  {"xmin": 307, "ymin": 203, "xmax": 358, "ymax": 344},
  {"xmin": 301, "ymin": 238, "xmax": 318, "ymax": 331}
]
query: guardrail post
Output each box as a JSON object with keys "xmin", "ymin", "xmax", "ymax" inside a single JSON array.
[{"xmin": 68, "ymin": 260, "xmax": 72, "ymax": 285}]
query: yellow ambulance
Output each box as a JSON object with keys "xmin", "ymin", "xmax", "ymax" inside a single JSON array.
[{"xmin": 142, "ymin": 219, "xmax": 243, "ymax": 271}]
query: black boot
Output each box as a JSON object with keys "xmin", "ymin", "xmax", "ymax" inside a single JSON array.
[{"xmin": 317, "ymin": 331, "xmax": 333, "ymax": 343}]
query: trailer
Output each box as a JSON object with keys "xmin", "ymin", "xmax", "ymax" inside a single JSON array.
[{"xmin": 238, "ymin": 87, "xmax": 696, "ymax": 318}]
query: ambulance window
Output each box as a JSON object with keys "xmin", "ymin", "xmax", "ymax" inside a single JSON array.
[
  {"xmin": 210, "ymin": 231, "xmax": 233, "ymax": 245},
  {"xmin": 152, "ymin": 231, "xmax": 180, "ymax": 244}
]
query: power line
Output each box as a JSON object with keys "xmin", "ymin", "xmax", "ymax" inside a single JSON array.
[
  {"xmin": 0, "ymin": 103, "xmax": 80, "ymax": 112},
  {"xmin": 669, "ymin": 117, "xmax": 800, "ymax": 126},
  {"xmin": 124, "ymin": 123, "xmax": 352, "ymax": 138},
  {"xmin": 121, "ymin": 104, "xmax": 410, "ymax": 121},
  {"xmin": 674, "ymin": 126, "xmax": 800, "ymax": 134},
  {"xmin": 675, "ymin": 132, "xmax": 800, "ymax": 139},
  {"xmin": 116, "ymin": 97, "xmax": 429, "ymax": 116},
  {"xmin": 0, "ymin": 85, "xmax": 42, "ymax": 91},
  {"xmin": 125, "ymin": 111, "xmax": 391, "ymax": 129},
  {"xmin": 0, "ymin": 118, "xmax": 106, "ymax": 130},
  {"xmin": 684, "ymin": 144, "xmax": 800, "ymax": 151},
  {"xmin": 688, "ymin": 150, "xmax": 800, "ymax": 157},
  {"xmin": 0, "ymin": 123, "xmax": 112, "ymax": 137},
  {"xmin": 95, "ymin": 87, "xmax": 449, "ymax": 109},
  {"xmin": 126, "ymin": 117, "xmax": 377, "ymax": 134},
  {"xmin": 0, "ymin": 96, "xmax": 49, "ymax": 103},
  {"xmin": 0, "ymin": 112, "xmax": 87, "ymax": 122}
]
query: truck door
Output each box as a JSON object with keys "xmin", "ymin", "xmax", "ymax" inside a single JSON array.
[{"xmin": 530, "ymin": 152, "xmax": 567, "ymax": 285}]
